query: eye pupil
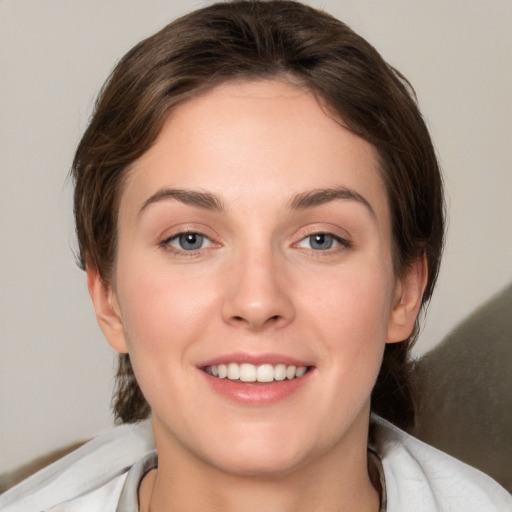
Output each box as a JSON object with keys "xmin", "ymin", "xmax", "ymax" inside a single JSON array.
[
  {"xmin": 179, "ymin": 233, "xmax": 203, "ymax": 250},
  {"xmin": 310, "ymin": 234, "xmax": 333, "ymax": 250}
]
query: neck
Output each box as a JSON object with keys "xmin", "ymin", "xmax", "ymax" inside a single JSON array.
[
  {"xmin": 149, "ymin": 467, "xmax": 378, "ymax": 512},
  {"xmin": 141, "ymin": 415, "xmax": 380, "ymax": 512}
]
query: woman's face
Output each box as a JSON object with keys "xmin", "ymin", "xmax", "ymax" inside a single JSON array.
[{"xmin": 91, "ymin": 79, "xmax": 420, "ymax": 476}]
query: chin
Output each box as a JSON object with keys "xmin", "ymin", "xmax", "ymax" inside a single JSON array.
[
  {"xmin": 197, "ymin": 425, "xmax": 322, "ymax": 478},
  {"xmin": 209, "ymin": 448, "xmax": 308, "ymax": 478}
]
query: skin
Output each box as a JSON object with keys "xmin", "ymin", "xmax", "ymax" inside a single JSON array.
[{"xmin": 88, "ymin": 79, "xmax": 426, "ymax": 512}]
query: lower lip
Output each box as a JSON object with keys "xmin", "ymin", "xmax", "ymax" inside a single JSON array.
[{"xmin": 201, "ymin": 370, "xmax": 313, "ymax": 405}]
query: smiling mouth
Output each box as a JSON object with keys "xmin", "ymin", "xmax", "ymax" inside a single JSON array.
[{"xmin": 203, "ymin": 363, "xmax": 310, "ymax": 383}]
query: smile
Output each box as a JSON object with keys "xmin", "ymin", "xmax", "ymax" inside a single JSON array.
[{"xmin": 204, "ymin": 363, "xmax": 309, "ymax": 382}]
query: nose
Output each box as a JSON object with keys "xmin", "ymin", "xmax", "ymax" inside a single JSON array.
[{"xmin": 221, "ymin": 248, "xmax": 295, "ymax": 331}]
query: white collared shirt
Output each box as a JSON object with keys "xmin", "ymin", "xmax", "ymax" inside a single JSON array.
[{"xmin": 1, "ymin": 417, "xmax": 510, "ymax": 511}]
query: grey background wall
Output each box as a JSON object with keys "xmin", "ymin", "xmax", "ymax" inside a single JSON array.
[{"xmin": 1, "ymin": 0, "xmax": 511, "ymax": 474}]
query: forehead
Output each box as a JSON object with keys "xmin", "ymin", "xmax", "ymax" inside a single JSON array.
[{"xmin": 120, "ymin": 79, "xmax": 388, "ymax": 225}]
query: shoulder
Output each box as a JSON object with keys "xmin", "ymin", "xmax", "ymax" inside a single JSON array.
[
  {"xmin": 372, "ymin": 416, "xmax": 512, "ymax": 512},
  {"xmin": 0, "ymin": 421, "xmax": 154, "ymax": 512}
]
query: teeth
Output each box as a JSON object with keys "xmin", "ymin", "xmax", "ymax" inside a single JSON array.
[
  {"xmin": 295, "ymin": 366, "xmax": 307, "ymax": 377},
  {"xmin": 274, "ymin": 364, "xmax": 287, "ymax": 381},
  {"xmin": 286, "ymin": 365, "xmax": 296, "ymax": 379},
  {"xmin": 240, "ymin": 363, "xmax": 256, "ymax": 382},
  {"xmin": 227, "ymin": 362, "xmax": 239, "ymax": 380},
  {"xmin": 205, "ymin": 363, "xmax": 308, "ymax": 382},
  {"xmin": 218, "ymin": 364, "xmax": 228, "ymax": 379},
  {"xmin": 257, "ymin": 364, "xmax": 274, "ymax": 382}
]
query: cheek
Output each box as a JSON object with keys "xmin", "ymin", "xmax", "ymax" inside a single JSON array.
[
  {"xmin": 299, "ymin": 261, "xmax": 394, "ymax": 389},
  {"xmin": 302, "ymin": 263, "xmax": 394, "ymax": 337},
  {"xmin": 115, "ymin": 265, "xmax": 220, "ymax": 357},
  {"xmin": 113, "ymin": 269, "xmax": 221, "ymax": 412}
]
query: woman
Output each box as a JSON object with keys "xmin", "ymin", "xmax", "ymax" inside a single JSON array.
[{"xmin": 2, "ymin": 1, "xmax": 510, "ymax": 511}]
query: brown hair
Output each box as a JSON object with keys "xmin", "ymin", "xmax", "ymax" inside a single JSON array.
[{"xmin": 72, "ymin": 0, "xmax": 444, "ymax": 430}]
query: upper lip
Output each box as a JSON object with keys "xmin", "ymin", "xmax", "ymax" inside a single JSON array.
[{"xmin": 197, "ymin": 352, "xmax": 313, "ymax": 368}]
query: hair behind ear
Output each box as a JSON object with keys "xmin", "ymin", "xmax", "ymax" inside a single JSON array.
[
  {"xmin": 371, "ymin": 340, "xmax": 417, "ymax": 431},
  {"xmin": 113, "ymin": 354, "xmax": 151, "ymax": 423}
]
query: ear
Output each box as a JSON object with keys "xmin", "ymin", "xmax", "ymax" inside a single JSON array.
[
  {"xmin": 86, "ymin": 265, "xmax": 128, "ymax": 354},
  {"xmin": 387, "ymin": 253, "xmax": 428, "ymax": 343}
]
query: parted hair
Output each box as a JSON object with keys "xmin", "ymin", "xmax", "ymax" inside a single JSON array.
[{"xmin": 72, "ymin": 0, "xmax": 444, "ymax": 431}]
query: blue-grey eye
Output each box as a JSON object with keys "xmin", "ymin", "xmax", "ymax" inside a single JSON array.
[
  {"xmin": 177, "ymin": 233, "xmax": 205, "ymax": 250},
  {"xmin": 296, "ymin": 233, "xmax": 347, "ymax": 251},
  {"xmin": 162, "ymin": 231, "xmax": 214, "ymax": 253},
  {"xmin": 308, "ymin": 233, "xmax": 334, "ymax": 250}
]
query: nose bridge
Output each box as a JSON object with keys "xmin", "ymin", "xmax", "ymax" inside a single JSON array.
[{"xmin": 222, "ymin": 239, "xmax": 294, "ymax": 330}]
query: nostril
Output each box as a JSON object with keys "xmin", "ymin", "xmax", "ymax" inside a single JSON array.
[
  {"xmin": 264, "ymin": 315, "xmax": 281, "ymax": 326},
  {"xmin": 229, "ymin": 313, "xmax": 282, "ymax": 328}
]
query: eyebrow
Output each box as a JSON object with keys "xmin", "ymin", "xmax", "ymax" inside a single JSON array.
[
  {"xmin": 288, "ymin": 186, "xmax": 376, "ymax": 217},
  {"xmin": 139, "ymin": 188, "xmax": 226, "ymax": 216},
  {"xmin": 138, "ymin": 185, "xmax": 375, "ymax": 218}
]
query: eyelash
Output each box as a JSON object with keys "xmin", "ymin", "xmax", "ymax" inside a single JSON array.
[
  {"xmin": 160, "ymin": 231, "xmax": 214, "ymax": 256},
  {"xmin": 295, "ymin": 232, "xmax": 351, "ymax": 254},
  {"xmin": 160, "ymin": 230, "xmax": 351, "ymax": 258}
]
